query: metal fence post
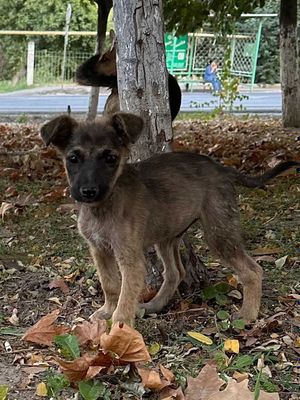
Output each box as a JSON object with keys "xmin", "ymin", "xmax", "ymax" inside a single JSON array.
[
  {"xmin": 27, "ymin": 41, "xmax": 35, "ymax": 86},
  {"xmin": 251, "ymin": 21, "xmax": 263, "ymax": 91}
]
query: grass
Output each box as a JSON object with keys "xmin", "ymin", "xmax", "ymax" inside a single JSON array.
[{"xmin": 0, "ymin": 80, "xmax": 29, "ymax": 93}]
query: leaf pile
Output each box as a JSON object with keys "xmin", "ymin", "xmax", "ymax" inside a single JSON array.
[
  {"xmin": 0, "ymin": 123, "xmax": 64, "ymax": 182},
  {"xmin": 172, "ymin": 117, "xmax": 299, "ymax": 172},
  {"xmin": 20, "ymin": 310, "xmax": 283, "ymax": 399}
]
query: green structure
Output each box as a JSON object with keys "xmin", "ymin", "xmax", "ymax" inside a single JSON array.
[{"xmin": 165, "ymin": 22, "xmax": 262, "ymax": 91}]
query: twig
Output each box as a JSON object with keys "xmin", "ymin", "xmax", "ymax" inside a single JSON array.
[{"xmin": 0, "ymin": 148, "xmax": 39, "ymax": 156}]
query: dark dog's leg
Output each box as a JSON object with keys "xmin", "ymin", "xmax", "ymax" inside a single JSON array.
[
  {"xmin": 141, "ymin": 238, "xmax": 186, "ymax": 313},
  {"xmin": 89, "ymin": 246, "xmax": 121, "ymax": 321},
  {"xmin": 200, "ymin": 187, "xmax": 263, "ymax": 322},
  {"xmin": 113, "ymin": 248, "xmax": 147, "ymax": 325}
]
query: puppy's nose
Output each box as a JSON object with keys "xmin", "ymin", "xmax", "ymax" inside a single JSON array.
[{"xmin": 79, "ymin": 187, "xmax": 98, "ymax": 200}]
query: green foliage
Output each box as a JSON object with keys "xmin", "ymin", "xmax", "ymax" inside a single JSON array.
[
  {"xmin": 0, "ymin": 0, "xmax": 97, "ymax": 80},
  {"xmin": 78, "ymin": 380, "xmax": 111, "ymax": 400},
  {"xmin": 202, "ymin": 282, "xmax": 230, "ymax": 305},
  {"xmin": 235, "ymin": 0, "xmax": 281, "ymax": 84},
  {"xmin": 54, "ymin": 334, "xmax": 80, "ymax": 360},
  {"xmin": 164, "ymin": 0, "xmax": 266, "ymax": 34},
  {"xmin": 45, "ymin": 372, "xmax": 70, "ymax": 399}
]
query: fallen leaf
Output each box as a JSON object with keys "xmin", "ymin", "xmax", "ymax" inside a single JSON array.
[
  {"xmin": 100, "ymin": 322, "xmax": 151, "ymax": 362},
  {"xmin": 187, "ymin": 331, "xmax": 213, "ymax": 346},
  {"xmin": 252, "ymin": 247, "xmax": 282, "ymax": 256},
  {"xmin": 49, "ymin": 279, "xmax": 69, "ymax": 294},
  {"xmin": 160, "ymin": 386, "xmax": 185, "ymax": 399},
  {"xmin": 72, "ymin": 320, "xmax": 107, "ymax": 346},
  {"xmin": 207, "ymin": 378, "xmax": 279, "ymax": 400},
  {"xmin": 275, "ymin": 255, "xmax": 288, "ymax": 268},
  {"xmin": 184, "ymin": 364, "xmax": 224, "ymax": 400},
  {"xmin": 58, "ymin": 352, "xmax": 113, "ymax": 382},
  {"xmin": 148, "ymin": 342, "xmax": 161, "ymax": 356},
  {"xmin": 294, "ymin": 337, "xmax": 300, "ymax": 348},
  {"xmin": 0, "ymin": 202, "xmax": 14, "ymax": 219},
  {"xmin": 224, "ymin": 339, "xmax": 240, "ymax": 354},
  {"xmin": 22, "ymin": 309, "xmax": 70, "ymax": 346},
  {"xmin": 22, "ymin": 366, "xmax": 48, "ymax": 375},
  {"xmin": 0, "ymin": 385, "xmax": 9, "ymax": 400},
  {"xmin": 138, "ymin": 367, "xmax": 168, "ymax": 391},
  {"xmin": 227, "ymin": 275, "xmax": 238, "ymax": 288},
  {"xmin": 232, "ymin": 371, "xmax": 248, "ymax": 382},
  {"xmin": 140, "ymin": 286, "xmax": 157, "ymax": 303},
  {"xmin": 160, "ymin": 364, "xmax": 175, "ymax": 383},
  {"xmin": 48, "ymin": 297, "xmax": 62, "ymax": 306},
  {"xmin": 35, "ymin": 382, "xmax": 48, "ymax": 397},
  {"xmin": 8, "ymin": 308, "xmax": 19, "ymax": 326}
]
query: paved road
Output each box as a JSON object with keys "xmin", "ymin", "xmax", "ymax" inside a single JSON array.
[{"xmin": 0, "ymin": 90, "xmax": 282, "ymax": 114}]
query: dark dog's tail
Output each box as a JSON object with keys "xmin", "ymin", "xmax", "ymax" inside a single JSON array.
[{"xmin": 227, "ymin": 161, "xmax": 300, "ymax": 188}]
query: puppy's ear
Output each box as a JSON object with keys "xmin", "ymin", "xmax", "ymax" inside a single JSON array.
[
  {"xmin": 40, "ymin": 116, "xmax": 78, "ymax": 152},
  {"xmin": 110, "ymin": 112, "xmax": 144, "ymax": 145}
]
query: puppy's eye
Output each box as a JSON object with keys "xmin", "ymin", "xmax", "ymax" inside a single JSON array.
[
  {"xmin": 104, "ymin": 153, "xmax": 118, "ymax": 165},
  {"xmin": 68, "ymin": 154, "xmax": 80, "ymax": 164}
]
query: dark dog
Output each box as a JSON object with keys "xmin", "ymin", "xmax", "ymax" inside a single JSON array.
[
  {"xmin": 41, "ymin": 112, "xmax": 299, "ymax": 326},
  {"xmin": 75, "ymin": 46, "xmax": 182, "ymax": 120}
]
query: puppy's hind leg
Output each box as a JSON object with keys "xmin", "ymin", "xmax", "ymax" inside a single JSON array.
[
  {"xmin": 141, "ymin": 238, "xmax": 185, "ymax": 314},
  {"xmin": 223, "ymin": 252, "xmax": 262, "ymax": 321},
  {"xmin": 200, "ymin": 187, "xmax": 263, "ymax": 322},
  {"xmin": 89, "ymin": 246, "xmax": 121, "ymax": 321}
]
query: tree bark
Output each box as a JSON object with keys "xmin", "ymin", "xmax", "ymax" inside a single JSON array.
[
  {"xmin": 112, "ymin": 0, "xmax": 206, "ymax": 296},
  {"xmin": 280, "ymin": 0, "xmax": 300, "ymax": 127},
  {"xmin": 113, "ymin": 0, "xmax": 173, "ymax": 161},
  {"xmin": 86, "ymin": 0, "xmax": 113, "ymax": 122}
]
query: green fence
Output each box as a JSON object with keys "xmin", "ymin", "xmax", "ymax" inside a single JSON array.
[{"xmin": 166, "ymin": 24, "xmax": 262, "ymax": 90}]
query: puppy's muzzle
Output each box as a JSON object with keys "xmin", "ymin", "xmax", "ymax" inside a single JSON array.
[{"xmin": 79, "ymin": 186, "xmax": 99, "ymax": 201}]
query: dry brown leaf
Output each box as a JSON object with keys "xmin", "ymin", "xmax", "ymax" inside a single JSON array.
[
  {"xmin": 160, "ymin": 386, "xmax": 185, "ymax": 400},
  {"xmin": 207, "ymin": 379, "xmax": 279, "ymax": 400},
  {"xmin": 58, "ymin": 352, "xmax": 111, "ymax": 382},
  {"xmin": 184, "ymin": 364, "xmax": 224, "ymax": 400},
  {"xmin": 48, "ymin": 279, "xmax": 69, "ymax": 294},
  {"xmin": 72, "ymin": 320, "xmax": 107, "ymax": 346},
  {"xmin": 232, "ymin": 371, "xmax": 248, "ymax": 383},
  {"xmin": 22, "ymin": 309, "xmax": 70, "ymax": 346},
  {"xmin": 160, "ymin": 364, "xmax": 175, "ymax": 383},
  {"xmin": 101, "ymin": 322, "xmax": 151, "ymax": 362},
  {"xmin": 0, "ymin": 202, "xmax": 14, "ymax": 219},
  {"xmin": 8, "ymin": 308, "xmax": 19, "ymax": 326},
  {"xmin": 138, "ymin": 367, "xmax": 169, "ymax": 391}
]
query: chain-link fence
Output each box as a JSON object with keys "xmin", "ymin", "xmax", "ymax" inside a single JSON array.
[
  {"xmin": 34, "ymin": 49, "xmax": 93, "ymax": 84},
  {"xmin": 167, "ymin": 26, "xmax": 262, "ymax": 90}
]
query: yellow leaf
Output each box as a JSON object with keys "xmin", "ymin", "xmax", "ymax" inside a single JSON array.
[
  {"xmin": 294, "ymin": 337, "xmax": 300, "ymax": 348},
  {"xmin": 36, "ymin": 382, "xmax": 48, "ymax": 397},
  {"xmin": 224, "ymin": 339, "xmax": 240, "ymax": 353},
  {"xmin": 228, "ymin": 275, "xmax": 238, "ymax": 288},
  {"xmin": 0, "ymin": 385, "xmax": 9, "ymax": 400},
  {"xmin": 187, "ymin": 331, "xmax": 213, "ymax": 345},
  {"xmin": 148, "ymin": 342, "xmax": 161, "ymax": 356}
]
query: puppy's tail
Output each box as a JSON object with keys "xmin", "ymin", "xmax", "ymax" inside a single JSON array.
[{"xmin": 228, "ymin": 161, "xmax": 300, "ymax": 188}]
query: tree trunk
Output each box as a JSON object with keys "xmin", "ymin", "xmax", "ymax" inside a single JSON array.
[
  {"xmin": 113, "ymin": 0, "xmax": 173, "ymax": 160},
  {"xmin": 280, "ymin": 0, "xmax": 300, "ymax": 127},
  {"xmin": 86, "ymin": 0, "xmax": 113, "ymax": 122},
  {"xmin": 112, "ymin": 0, "xmax": 207, "ymax": 297}
]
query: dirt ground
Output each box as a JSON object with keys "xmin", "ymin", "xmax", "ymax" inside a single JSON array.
[{"xmin": 0, "ymin": 115, "xmax": 299, "ymax": 399}]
